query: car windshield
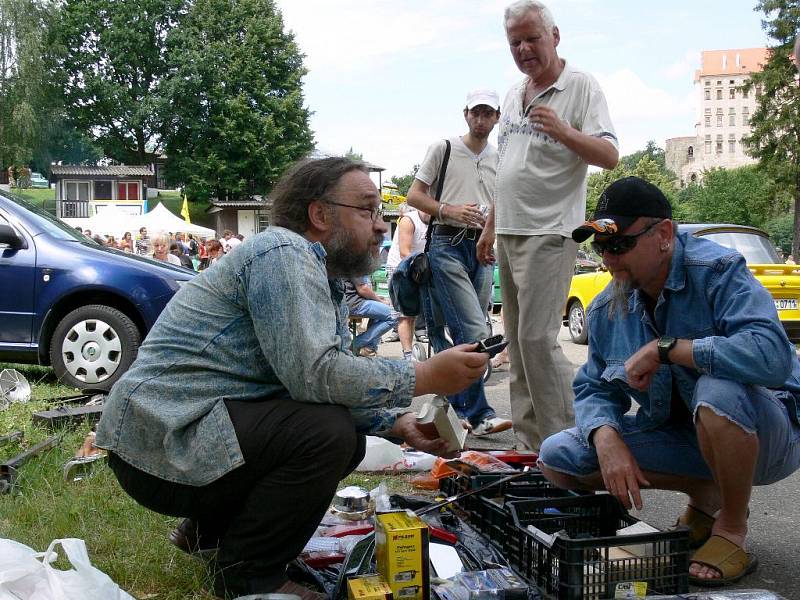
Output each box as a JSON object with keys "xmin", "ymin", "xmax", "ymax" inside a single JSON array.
[
  {"xmin": 701, "ymin": 231, "xmax": 780, "ymax": 264},
  {"xmin": 2, "ymin": 191, "xmax": 86, "ymax": 241}
]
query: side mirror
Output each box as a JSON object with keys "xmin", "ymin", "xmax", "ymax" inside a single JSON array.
[{"xmin": 0, "ymin": 223, "xmax": 25, "ymax": 249}]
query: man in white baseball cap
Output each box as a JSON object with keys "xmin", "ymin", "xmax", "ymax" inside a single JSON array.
[{"xmin": 406, "ymin": 89, "xmax": 513, "ymax": 437}]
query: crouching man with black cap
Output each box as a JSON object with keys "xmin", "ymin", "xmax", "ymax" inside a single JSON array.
[{"xmin": 538, "ymin": 176, "xmax": 800, "ymax": 587}]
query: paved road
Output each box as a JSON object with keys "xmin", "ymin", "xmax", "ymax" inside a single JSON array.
[{"xmin": 380, "ymin": 319, "xmax": 799, "ymax": 597}]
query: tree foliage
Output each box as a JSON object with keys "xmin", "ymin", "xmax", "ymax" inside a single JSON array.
[
  {"xmin": 160, "ymin": 0, "xmax": 313, "ymax": 202},
  {"xmin": 49, "ymin": 0, "xmax": 184, "ymax": 164},
  {"xmin": 586, "ymin": 143, "xmax": 676, "ymax": 215},
  {"xmin": 390, "ymin": 165, "xmax": 419, "ymax": 197},
  {"xmin": 675, "ymin": 165, "xmax": 783, "ymax": 228},
  {"xmin": 743, "ymin": 0, "xmax": 800, "ymax": 256}
]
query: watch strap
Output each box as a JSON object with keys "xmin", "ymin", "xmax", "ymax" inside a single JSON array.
[{"xmin": 658, "ymin": 336, "xmax": 677, "ymax": 364}]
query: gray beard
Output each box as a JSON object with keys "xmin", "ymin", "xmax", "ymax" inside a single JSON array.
[
  {"xmin": 325, "ymin": 225, "xmax": 382, "ymax": 279},
  {"xmin": 607, "ymin": 278, "xmax": 632, "ymax": 320}
]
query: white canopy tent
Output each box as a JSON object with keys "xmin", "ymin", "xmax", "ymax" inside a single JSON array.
[
  {"xmin": 64, "ymin": 204, "xmax": 137, "ymax": 239},
  {"xmin": 137, "ymin": 203, "xmax": 216, "ymax": 239}
]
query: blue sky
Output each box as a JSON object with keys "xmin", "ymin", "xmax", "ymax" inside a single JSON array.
[{"xmin": 275, "ymin": 0, "xmax": 769, "ymax": 182}]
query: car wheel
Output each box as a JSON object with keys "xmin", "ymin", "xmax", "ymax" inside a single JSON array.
[
  {"xmin": 50, "ymin": 305, "xmax": 141, "ymax": 391},
  {"xmin": 567, "ymin": 300, "xmax": 588, "ymax": 345}
]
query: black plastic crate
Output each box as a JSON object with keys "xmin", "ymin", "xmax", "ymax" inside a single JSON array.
[
  {"xmin": 507, "ymin": 495, "xmax": 689, "ymax": 600},
  {"xmin": 439, "ymin": 469, "xmax": 561, "ymax": 515},
  {"xmin": 474, "ymin": 487, "xmax": 579, "ymax": 549}
]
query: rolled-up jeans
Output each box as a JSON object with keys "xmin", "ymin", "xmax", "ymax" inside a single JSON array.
[
  {"xmin": 539, "ymin": 375, "xmax": 800, "ymax": 485},
  {"xmin": 350, "ymin": 299, "xmax": 398, "ymax": 352}
]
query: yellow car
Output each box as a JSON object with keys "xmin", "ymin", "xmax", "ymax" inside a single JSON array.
[{"xmin": 563, "ymin": 224, "xmax": 800, "ymax": 344}]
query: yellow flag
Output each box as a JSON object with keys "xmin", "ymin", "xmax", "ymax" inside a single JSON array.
[{"xmin": 180, "ymin": 194, "xmax": 191, "ymax": 224}]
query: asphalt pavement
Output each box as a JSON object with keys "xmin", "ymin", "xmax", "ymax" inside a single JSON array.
[{"xmin": 378, "ymin": 317, "xmax": 800, "ymax": 598}]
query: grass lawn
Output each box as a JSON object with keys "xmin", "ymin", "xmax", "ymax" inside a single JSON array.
[{"xmin": 0, "ymin": 363, "xmax": 415, "ymax": 598}]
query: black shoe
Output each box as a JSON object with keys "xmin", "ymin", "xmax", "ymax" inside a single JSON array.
[{"xmin": 168, "ymin": 518, "xmax": 219, "ymax": 557}]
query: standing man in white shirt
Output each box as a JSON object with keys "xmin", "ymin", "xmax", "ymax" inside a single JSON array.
[
  {"xmin": 477, "ymin": 0, "xmax": 619, "ymax": 451},
  {"xmin": 408, "ymin": 89, "xmax": 512, "ymax": 437}
]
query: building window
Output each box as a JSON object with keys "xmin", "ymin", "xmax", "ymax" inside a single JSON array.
[
  {"xmin": 705, "ymin": 80, "xmax": 711, "ymax": 86},
  {"xmin": 65, "ymin": 181, "xmax": 90, "ymax": 202},
  {"xmin": 729, "ymin": 108, "xmax": 736, "ymax": 126},
  {"xmin": 717, "ymin": 113, "xmax": 723, "ymax": 127},
  {"xmin": 256, "ymin": 210, "xmax": 270, "ymax": 232},
  {"xmin": 690, "ymin": 173, "xmax": 697, "ymax": 183},
  {"xmin": 716, "ymin": 89, "xmax": 722, "ymax": 100},
  {"xmin": 728, "ymin": 136, "xmax": 736, "ymax": 153},
  {"xmin": 742, "ymin": 88, "xmax": 749, "ymax": 99},
  {"xmin": 705, "ymin": 116, "xmax": 711, "ymax": 127},
  {"xmin": 716, "ymin": 135, "xmax": 723, "ymax": 154},
  {"xmin": 94, "ymin": 180, "xmax": 112, "ymax": 200},
  {"xmin": 687, "ymin": 146, "xmax": 694, "ymax": 159},
  {"xmin": 705, "ymin": 135, "xmax": 712, "ymax": 154},
  {"xmin": 742, "ymin": 107, "xmax": 749, "ymax": 126},
  {"xmin": 705, "ymin": 89, "xmax": 711, "ymax": 100},
  {"xmin": 729, "ymin": 79, "xmax": 735, "ymax": 85},
  {"xmin": 116, "ymin": 181, "xmax": 140, "ymax": 201},
  {"xmin": 729, "ymin": 88, "xmax": 736, "ymax": 99},
  {"xmin": 755, "ymin": 86, "xmax": 762, "ymax": 98}
]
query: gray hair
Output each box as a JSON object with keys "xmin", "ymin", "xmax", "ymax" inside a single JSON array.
[
  {"xmin": 270, "ymin": 157, "xmax": 369, "ymax": 234},
  {"xmin": 504, "ymin": 0, "xmax": 556, "ymax": 31}
]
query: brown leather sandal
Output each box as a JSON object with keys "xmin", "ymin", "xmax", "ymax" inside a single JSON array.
[
  {"xmin": 673, "ymin": 505, "xmax": 715, "ymax": 548},
  {"xmin": 689, "ymin": 534, "xmax": 758, "ymax": 587}
]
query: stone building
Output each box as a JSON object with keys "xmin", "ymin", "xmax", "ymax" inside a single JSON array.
[{"xmin": 666, "ymin": 48, "xmax": 768, "ymax": 187}]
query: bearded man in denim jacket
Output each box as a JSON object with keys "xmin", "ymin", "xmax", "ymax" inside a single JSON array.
[
  {"xmin": 538, "ymin": 177, "xmax": 800, "ymax": 588},
  {"xmin": 95, "ymin": 158, "xmax": 488, "ymax": 599}
]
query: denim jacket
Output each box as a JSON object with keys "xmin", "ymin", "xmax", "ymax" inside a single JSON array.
[
  {"xmin": 95, "ymin": 227, "xmax": 416, "ymax": 486},
  {"xmin": 575, "ymin": 232, "xmax": 800, "ymax": 444}
]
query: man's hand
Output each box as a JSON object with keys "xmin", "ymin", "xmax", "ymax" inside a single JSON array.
[
  {"xmin": 389, "ymin": 412, "xmax": 456, "ymax": 457},
  {"xmin": 476, "ymin": 228, "xmax": 495, "ymax": 265},
  {"xmin": 624, "ymin": 340, "xmax": 660, "ymax": 391},
  {"xmin": 593, "ymin": 425, "xmax": 650, "ymax": 510},
  {"xmin": 414, "ymin": 344, "xmax": 488, "ymax": 396},
  {"xmin": 528, "ymin": 106, "xmax": 570, "ymax": 142},
  {"xmin": 442, "ymin": 203, "xmax": 485, "ymax": 228}
]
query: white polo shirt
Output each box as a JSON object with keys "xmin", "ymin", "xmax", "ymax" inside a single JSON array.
[{"xmin": 495, "ymin": 61, "xmax": 618, "ymax": 237}]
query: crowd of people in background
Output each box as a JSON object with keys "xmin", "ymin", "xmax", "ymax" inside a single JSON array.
[{"xmin": 76, "ymin": 224, "xmax": 243, "ymax": 272}]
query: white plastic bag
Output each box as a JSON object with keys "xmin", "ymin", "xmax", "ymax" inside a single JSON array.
[
  {"xmin": 0, "ymin": 537, "xmax": 135, "ymax": 600},
  {"xmin": 355, "ymin": 436, "xmax": 437, "ymax": 472}
]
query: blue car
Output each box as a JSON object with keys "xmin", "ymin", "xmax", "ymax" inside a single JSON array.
[{"xmin": 0, "ymin": 189, "xmax": 195, "ymax": 391}]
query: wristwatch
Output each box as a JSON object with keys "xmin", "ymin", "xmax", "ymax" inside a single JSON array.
[{"xmin": 657, "ymin": 336, "xmax": 677, "ymax": 364}]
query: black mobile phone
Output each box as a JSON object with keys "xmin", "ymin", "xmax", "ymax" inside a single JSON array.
[{"xmin": 473, "ymin": 334, "xmax": 509, "ymax": 358}]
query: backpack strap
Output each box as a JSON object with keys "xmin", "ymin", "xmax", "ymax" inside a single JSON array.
[{"xmin": 425, "ymin": 139, "xmax": 451, "ymax": 252}]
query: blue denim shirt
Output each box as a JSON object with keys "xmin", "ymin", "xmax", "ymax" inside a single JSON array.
[
  {"xmin": 95, "ymin": 227, "xmax": 416, "ymax": 485},
  {"xmin": 575, "ymin": 232, "xmax": 800, "ymax": 444}
]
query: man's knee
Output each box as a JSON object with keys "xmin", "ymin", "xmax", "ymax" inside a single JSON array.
[
  {"xmin": 306, "ymin": 405, "xmax": 362, "ymax": 468},
  {"xmin": 538, "ymin": 429, "xmax": 596, "ymax": 483},
  {"xmin": 692, "ymin": 376, "xmax": 756, "ymax": 432}
]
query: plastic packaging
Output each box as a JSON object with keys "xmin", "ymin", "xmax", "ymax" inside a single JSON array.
[{"xmin": 643, "ymin": 592, "xmax": 787, "ymax": 600}]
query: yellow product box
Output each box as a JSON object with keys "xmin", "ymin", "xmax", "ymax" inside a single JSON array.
[
  {"xmin": 374, "ymin": 511, "xmax": 430, "ymax": 600},
  {"xmin": 347, "ymin": 575, "xmax": 394, "ymax": 600}
]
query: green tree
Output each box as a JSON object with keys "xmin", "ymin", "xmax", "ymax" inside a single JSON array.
[
  {"xmin": 764, "ymin": 212, "xmax": 795, "ymax": 254},
  {"xmin": 585, "ymin": 146, "xmax": 676, "ymax": 215},
  {"xmin": 678, "ymin": 166, "xmax": 780, "ymax": 227},
  {"xmin": 345, "ymin": 147, "xmax": 363, "ymax": 161},
  {"xmin": 49, "ymin": 0, "xmax": 184, "ymax": 164},
  {"xmin": 390, "ymin": 165, "xmax": 419, "ymax": 196},
  {"xmin": 161, "ymin": 0, "xmax": 313, "ymax": 202},
  {"xmin": 743, "ymin": 0, "xmax": 800, "ymax": 256}
]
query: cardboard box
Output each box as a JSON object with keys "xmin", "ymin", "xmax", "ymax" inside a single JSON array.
[
  {"xmin": 347, "ymin": 575, "xmax": 394, "ymax": 600},
  {"xmin": 375, "ymin": 511, "xmax": 430, "ymax": 600}
]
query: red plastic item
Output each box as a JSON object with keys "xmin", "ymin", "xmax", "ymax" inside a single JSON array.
[
  {"xmin": 301, "ymin": 551, "xmax": 346, "ymax": 567},
  {"xmin": 428, "ymin": 524, "xmax": 458, "ymax": 545},
  {"xmin": 319, "ymin": 523, "xmax": 374, "ymax": 537},
  {"xmin": 486, "ymin": 450, "xmax": 539, "ymax": 467}
]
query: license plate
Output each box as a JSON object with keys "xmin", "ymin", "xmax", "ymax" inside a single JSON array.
[{"xmin": 774, "ymin": 298, "xmax": 798, "ymax": 310}]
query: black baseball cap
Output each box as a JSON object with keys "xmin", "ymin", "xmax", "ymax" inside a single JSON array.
[{"xmin": 572, "ymin": 176, "xmax": 672, "ymax": 243}]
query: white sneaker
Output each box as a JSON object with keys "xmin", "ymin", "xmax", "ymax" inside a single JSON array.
[{"xmin": 471, "ymin": 417, "xmax": 513, "ymax": 436}]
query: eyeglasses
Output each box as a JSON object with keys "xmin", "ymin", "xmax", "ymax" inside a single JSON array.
[
  {"xmin": 591, "ymin": 220, "xmax": 664, "ymax": 256},
  {"xmin": 325, "ymin": 201, "xmax": 384, "ymax": 222}
]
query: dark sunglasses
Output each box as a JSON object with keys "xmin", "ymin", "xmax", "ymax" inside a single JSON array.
[{"xmin": 591, "ymin": 219, "xmax": 664, "ymax": 256}]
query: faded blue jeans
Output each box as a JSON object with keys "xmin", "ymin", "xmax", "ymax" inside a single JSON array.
[
  {"xmin": 540, "ymin": 376, "xmax": 800, "ymax": 485},
  {"xmin": 427, "ymin": 230, "xmax": 495, "ymax": 427},
  {"xmin": 350, "ymin": 300, "xmax": 398, "ymax": 352}
]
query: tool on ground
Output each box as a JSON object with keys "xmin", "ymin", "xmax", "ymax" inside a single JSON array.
[
  {"xmin": 0, "ymin": 434, "xmax": 61, "ymax": 494},
  {"xmin": 33, "ymin": 396, "xmax": 105, "ymax": 429},
  {"xmin": 0, "ymin": 431, "xmax": 23, "ymax": 446},
  {"xmin": 63, "ymin": 454, "xmax": 107, "ymax": 483},
  {"xmin": 415, "ymin": 467, "xmax": 532, "ymax": 516}
]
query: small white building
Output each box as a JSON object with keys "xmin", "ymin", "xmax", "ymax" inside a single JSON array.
[{"xmin": 50, "ymin": 164, "xmax": 154, "ymax": 219}]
